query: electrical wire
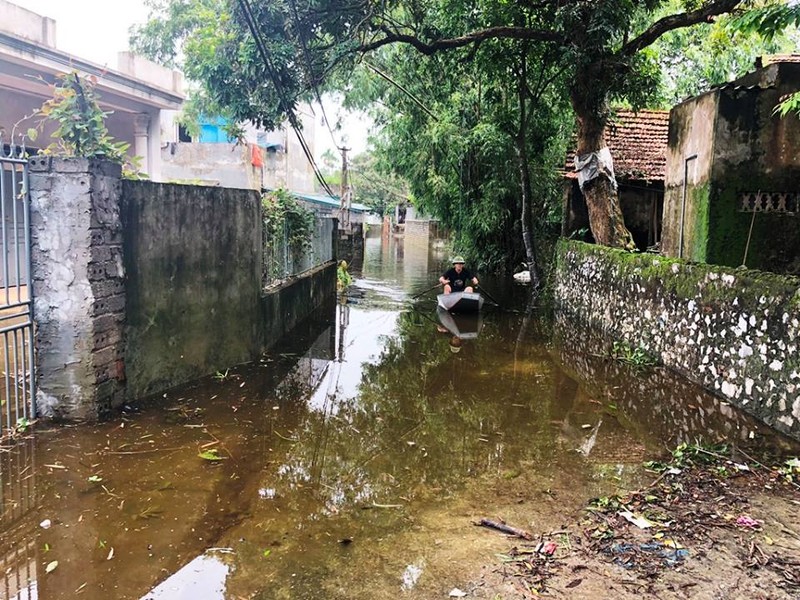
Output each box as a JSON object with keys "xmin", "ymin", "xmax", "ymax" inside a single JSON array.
[{"xmin": 236, "ymin": 0, "xmax": 338, "ymax": 199}]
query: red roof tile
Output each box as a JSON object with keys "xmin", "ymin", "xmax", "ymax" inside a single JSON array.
[
  {"xmin": 757, "ymin": 54, "xmax": 800, "ymax": 67},
  {"xmin": 564, "ymin": 109, "xmax": 669, "ymax": 182}
]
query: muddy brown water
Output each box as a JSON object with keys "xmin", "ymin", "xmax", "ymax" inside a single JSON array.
[{"xmin": 1, "ymin": 234, "xmax": 797, "ymax": 599}]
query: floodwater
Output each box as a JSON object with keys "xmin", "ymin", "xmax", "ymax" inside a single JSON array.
[{"xmin": 1, "ymin": 233, "xmax": 797, "ymax": 600}]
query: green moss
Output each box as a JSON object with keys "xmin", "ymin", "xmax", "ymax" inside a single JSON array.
[
  {"xmin": 703, "ymin": 169, "xmax": 800, "ymax": 273},
  {"xmin": 689, "ymin": 182, "xmax": 710, "ymax": 263},
  {"xmin": 557, "ymin": 239, "xmax": 800, "ymax": 306}
]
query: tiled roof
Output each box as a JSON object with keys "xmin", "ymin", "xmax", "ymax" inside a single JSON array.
[
  {"xmin": 757, "ymin": 54, "xmax": 800, "ymax": 67},
  {"xmin": 564, "ymin": 109, "xmax": 669, "ymax": 183}
]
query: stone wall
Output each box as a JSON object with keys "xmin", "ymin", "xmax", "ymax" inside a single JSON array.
[
  {"xmin": 29, "ymin": 158, "xmax": 127, "ymax": 419},
  {"xmin": 555, "ymin": 239, "xmax": 800, "ymax": 440}
]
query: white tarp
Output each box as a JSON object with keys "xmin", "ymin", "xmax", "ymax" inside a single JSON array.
[{"xmin": 574, "ymin": 147, "xmax": 617, "ymax": 191}]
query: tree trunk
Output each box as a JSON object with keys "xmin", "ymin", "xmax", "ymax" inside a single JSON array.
[
  {"xmin": 571, "ymin": 84, "xmax": 636, "ymax": 250},
  {"xmin": 582, "ymin": 177, "xmax": 635, "ymax": 249},
  {"xmin": 515, "ymin": 139, "xmax": 541, "ymax": 289},
  {"xmin": 515, "ymin": 55, "xmax": 542, "ymax": 290}
]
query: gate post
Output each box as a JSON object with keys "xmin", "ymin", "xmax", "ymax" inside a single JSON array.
[{"xmin": 28, "ymin": 157, "xmax": 126, "ymax": 420}]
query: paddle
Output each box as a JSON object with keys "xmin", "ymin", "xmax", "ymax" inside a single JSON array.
[
  {"xmin": 476, "ymin": 284, "xmax": 502, "ymax": 308},
  {"xmin": 411, "ymin": 282, "xmax": 442, "ymax": 300}
]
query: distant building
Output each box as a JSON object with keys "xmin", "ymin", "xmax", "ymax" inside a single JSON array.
[
  {"xmin": 0, "ymin": 0, "xmax": 183, "ymax": 180},
  {"xmin": 288, "ymin": 190, "xmax": 370, "ymax": 226},
  {"xmin": 563, "ymin": 109, "xmax": 670, "ymax": 251},
  {"xmin": 161, "ymin": 110, "xmax": 320, "ymax": 193},
  {"xmin": 662, "ymin": 57, "xmax": 800, "ymax": 274}
]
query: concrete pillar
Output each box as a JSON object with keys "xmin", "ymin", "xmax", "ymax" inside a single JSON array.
[
  {"xmin": 28, "ymin": 157, "xmax": 126, "ymax": 420},
  {"xmin": 133, "ymin": 113, "xmax": 151, "ymax": 176}
]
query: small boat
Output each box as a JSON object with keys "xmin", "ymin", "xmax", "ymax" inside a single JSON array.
[
  {"xmin": 437, "ymin": 291, "xmax": 484, "ymax": 313},
  {"xmin": 436, "ymin": 307, "xmax": 483, "ymax": 339}
]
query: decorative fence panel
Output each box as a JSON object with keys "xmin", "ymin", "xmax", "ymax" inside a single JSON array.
[{"xmin": 263, "ymin": 215, "xmax": 335, "ymax": 287}]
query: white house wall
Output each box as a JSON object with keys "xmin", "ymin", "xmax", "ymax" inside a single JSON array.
[{"xmin": 0, "ymin": 0, "xmax": 183, "ymax": 180}]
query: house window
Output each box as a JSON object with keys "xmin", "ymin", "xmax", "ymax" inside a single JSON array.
[{"xmin": 740, "ymin": 192, "xmax": 797, "ymax": 214}]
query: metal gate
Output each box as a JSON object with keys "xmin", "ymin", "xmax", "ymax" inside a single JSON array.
[{"xmin": 0, "ymin": 141, "xmax": 35, "ymax": 437}]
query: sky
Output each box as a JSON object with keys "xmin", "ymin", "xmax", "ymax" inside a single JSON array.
[
  {"xmin": 14, "ymin": 0, "xmax": 371, "ymax": 157},
  {"xmin": 16, "ymin": 0, "xmax": 151, "ymax": 67}
]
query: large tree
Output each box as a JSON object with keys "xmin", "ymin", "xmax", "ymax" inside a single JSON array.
[{"xmin": 134, "ymin": 0, "xmax": 764, "ymax": 255}]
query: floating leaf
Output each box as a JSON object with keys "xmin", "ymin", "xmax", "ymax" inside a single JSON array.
[
  {"xmin": 88, "ymin": 475, "xmax": 103, "ymax": 483},
  {"xmin": 198, "ymin": 449, "xmax": 226, "ymax": 461},
  {"xmin": 45, "ymin": 560, "xmax": 59, "ymax": 574},
  {"xmin": 262, "ymin": 549, "xmax": 271, "ymax": 558}
]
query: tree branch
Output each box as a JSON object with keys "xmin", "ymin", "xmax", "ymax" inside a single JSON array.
[
  {"xmin": 620, "ymin": 0, "xmax": 744, "ymax": 56},
  {"xmin": 359, "ymin": 25, "xmax": 563, "ymax": 55}
]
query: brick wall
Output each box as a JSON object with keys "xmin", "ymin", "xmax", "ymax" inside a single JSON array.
[{"xmin": 29, "ymin": 157, "xmax": 126, "ymax": 419}]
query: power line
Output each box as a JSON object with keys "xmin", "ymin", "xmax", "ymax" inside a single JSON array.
[
  {"xmin": 237, "ymin": 0, "xmax": 337, "ymax": 199},
  {"xmin": 284, "ymin": 0, "xmax": 342, "ymax": 153}
]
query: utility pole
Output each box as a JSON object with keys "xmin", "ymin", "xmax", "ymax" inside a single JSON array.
[{"xmin": 339, "ymin": 146, "xmax": 351, "ymax": 229}]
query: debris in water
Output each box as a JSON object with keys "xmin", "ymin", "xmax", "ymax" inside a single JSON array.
[
  {"xmin": 618, "ymin": 511, "xmax": 655, "ymax": 529},
  {"xmin": 449, "ymin": 588, "xmax": 467, "ymax": 597},
  {"xmin": 40, "ymin": 519, "xmax": 52, "ymax": 529},
  {"xmin": 198, "ymin": 449, "xmax": 226, "ymax": 461},
  {"xmin": 476, "ymin": 518, "xmax": 534, "ymax": 540},
  {"xmin": 735, "ymin": 515, "xmax": 762, "ymax": 529},
  {"xmin": 401, "ymin": 562, "xmax": 424, "ymax": 591},
  {"xmin": 542, "ymin": 541, "xmax": 558, "ymax": 555}
]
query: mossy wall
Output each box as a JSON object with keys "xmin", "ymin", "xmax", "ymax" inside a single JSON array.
[
  {"xmin": 555, "ymin": 239, "xmax": 800, "ymax": 440},
  {"xmin": 123, "ymin": 181, "xmax": 335, "ymax": 402},
  {"xmin": 706, "ymin": 76, "xmax": 800, "ymax": 273},
  {"xmin": 662, "ymin": 92, "xmax": 716, "ymax": 261},
  {"xmin": 664, "ymin": 63, "xmax": 800, "ymax": 274}
]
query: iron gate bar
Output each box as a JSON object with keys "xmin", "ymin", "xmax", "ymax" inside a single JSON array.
[{"xmin": 0, "ymin": 141, "xmax": 36, "ymax": 436}]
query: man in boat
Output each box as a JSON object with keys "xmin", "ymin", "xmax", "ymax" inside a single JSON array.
[{"xmin": 439, "ymin": 256, "xmax": 479, "ymax": 294}]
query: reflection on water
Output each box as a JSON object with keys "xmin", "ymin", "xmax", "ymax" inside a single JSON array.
[
  {"xmin": 0, "ymin": 233, "xmax": 797, "ymax": 600},
  {"xmin": 141, "ymin": 552, "xmax": 230, "ymax": 600}
]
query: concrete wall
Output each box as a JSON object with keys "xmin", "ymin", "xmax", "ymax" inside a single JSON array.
[
  {"xmin": 555, "ymin": 239, "xmax": 800, "ymax": 440},
  {"xmin": 662, "ymin": 92, "xmax": 717, "ymax": 261},
  {"xmin": 662, "ymin": 63, "xmax": 800, "ymax": 273},
  {"xmin": 261, "ymin": 263, "xmax": 337, "ymax": 346},
  {"xmin": 29, "ymin": 158, "xmax": 126, "ymax": 419},
  {"xmin": 404, "ymin": 219, "xmax": 441, "ymax": 242},
  {"xmin": 160, "ymin": 143, "xmax": 262, "ymax": 189},
  {"xmin": 0, "ymin": 0, "xmax": 56, "ymax": 47},
  {"xmin": 29, "ymin": 160, "xmax": 336, "ymax": 419},
  {"xmin": 122, "ymin": 181, "xmax": 264, "ymax": 399}
]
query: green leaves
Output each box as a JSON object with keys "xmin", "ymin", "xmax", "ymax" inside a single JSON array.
[
  {"xmin": 729, "ymin": 3, "xmax": 800, "ymax": 43},
  {"xmin": 198, "ymin": 448, "xmax": 226, "ymax": 461},
  {"xmin": 261, "ymin": 189, "xmax": 315, "ymax": 281},
  {"xmin": 37, "ymin": 72, "xmax": 131, "ymax": 166}
]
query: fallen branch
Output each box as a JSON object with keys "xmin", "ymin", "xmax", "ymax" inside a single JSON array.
[
  {"xmin": 737, "ymin": 447, "xmax": 800, "ymax": 492},
  {"xmin": 476, "ymin": 518, "xmax": 534, "ymax": 541},
  {"xmin": 104, "ymin": 447, "xmax": 184, "ymax": 455}
]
